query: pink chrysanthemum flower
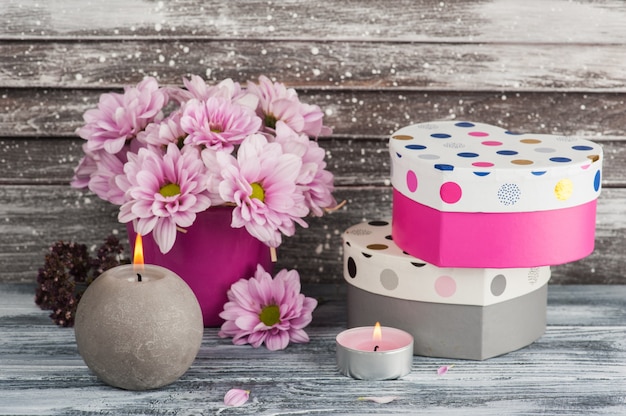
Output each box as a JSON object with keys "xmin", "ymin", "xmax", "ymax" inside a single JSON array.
[
  {"xmin": 117, "ymin": 143, "xmax": 212, "ymax": 253},
  {"xmin": 136, "ymin": 110, "xmax": 187, "ymax": 149},
  {"xmin": 273, "ymin": 122, "xmax": 336, "ymax": 216},
  {"xmin": 71, "ymin": 144, "xmax": 98, "ymax": 189},
  {"xmin": 85, "ymin": 149, "xmax": 127, "ymax": 205},
  {"xmin": 219, "ymin": 265, "xmax": 317, "ymax": 351},
  {"xmin": 218, "ymin": 134, "xmax": 309, "ymax": 248},
  {"xmin": 175, "ymin": 75, "xmax": 259, "ymax": 110},
  {"xmin": 180, "ymin": 97, "xmax": 262, "ymax": 152},
  {"xmin": 200, "ymin": 148, "xmax": 228, "ymax": 205},
  {"xmin": 78, "ymin": 77, "xmax": 167, "ymax": 154},
  {"xmin": 247, "ymin": 75, "xmax": 332, "ymax": 138}
]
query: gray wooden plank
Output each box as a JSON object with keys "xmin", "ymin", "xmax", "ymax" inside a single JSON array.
[
  {"xmin": 2, "ymin": 0, "xmax": 626, "ymax": 43},
  {"xmin": 0, "ymin": 284, "xmax": 625, "ymax": 415},
  {"xmin": 2, "ymin": 89, "xmax": 626, "ymax": 140},
  {"xmin": 2, "ymin": 40, "xmax": 626, "ymax": 91},
  {"xmin": 5, "ymin": 283, "xmax": 625, "ymax": 327},
  {"xmin": 1, "ymin": 186, "xmax": 624, "ymax": 284},
  {"xmin": 1, "ymin": 136, "xmax": 625, "ymax": 187}
]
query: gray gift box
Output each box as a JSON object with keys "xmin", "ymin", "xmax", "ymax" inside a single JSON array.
[{"xmin": 343, "ymin": 220, "xmax": 549, "ymax": 360}]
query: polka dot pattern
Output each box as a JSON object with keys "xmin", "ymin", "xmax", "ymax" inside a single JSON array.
[
  {"xmin": 380, "ymin": 269, "xmax": 399, "ymax": 290},
  {"xmin": 435, "ymin": 276, "xmax": 457, "ymax": 297},
  {"xmin": 594, "ymin": 170, "xmax": 601, "ymax": 192},
  {"xmin": 347, "ymin": 257, "xmax": 357, "ymax": 278},
  {"xmin": 497, "ymin": 183, "xmax": 521, "ymax": 206},
  {"xmin": 440, "ymin": 182, "xmax": 462, "ymax": 204},
  {"xmin": 368, "ymin": 220, "xmax": 389, "ymax": 227},
  {"xmin": 389, "ymin": 121, "xmax": 603, "ymax": 213},
  {"xmin": 342, "ymin": 220, "xmax": 552, "ymax": 306},
  {"xmin": 490, "ymin": 274, "xmax": 507, "ymax": 296},
  {"xmin": 554, "ymin": 179, "xmax": 573, "ymax": 201},
  {"xmin": 367, "ymin": 244, "xmax": 389, "ymax": 250},
  {"xmin": 406, "ymin": 170, "xmax": 418, "ymax": 192}
]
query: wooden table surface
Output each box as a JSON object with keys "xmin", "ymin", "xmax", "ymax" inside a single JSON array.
[{"xmin": 1, "ymin": 283, "xmax": 625, "ymax": 415}]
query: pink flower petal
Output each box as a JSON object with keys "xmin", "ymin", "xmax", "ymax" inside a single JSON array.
[
  {"xmin": 437, "ymin": 365, "xmax": 455, "ymax": 375},
  {"xmin": 224, "ymin": 389, "xmax": 250, "ymax": 407},
  {"xmin": 264, "ymin": 330, "xmax": 290, "ymax": 351}
]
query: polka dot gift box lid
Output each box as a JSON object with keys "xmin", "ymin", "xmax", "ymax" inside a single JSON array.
[
  {"xmin": 389, "ymin": 121, "xmax": 603, "ymax": 268},
  {"xmin": 342, "ymin": 220, "xmax": 551, "ymax": 307}
]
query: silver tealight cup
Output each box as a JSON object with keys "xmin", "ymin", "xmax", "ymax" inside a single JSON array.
[{"xmin": 336, "ymin": 324, "xmax": 413, "ymax": 380}]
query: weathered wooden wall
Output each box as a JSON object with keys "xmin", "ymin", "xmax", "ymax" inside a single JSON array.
[{"xmin": 1, "ymin": 0, "xmax": 625, "ymax": 284}]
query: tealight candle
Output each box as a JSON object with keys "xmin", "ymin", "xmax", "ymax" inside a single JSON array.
[
  {"xmin": 74, "ymin": 234, "xmax": 204, "ymax": 390},
  {"xmin": 336, "ymin": 322, "xmax": 413, "ymax": 380}
]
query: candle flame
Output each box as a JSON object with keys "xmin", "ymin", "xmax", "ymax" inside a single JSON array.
[
  {"xmin": 372, "ymin": 321, "xmax": 382, "ymax": 342},
  {"xmin": 133, "ymin": 233, "xmax": 145, "ymax": 272}
]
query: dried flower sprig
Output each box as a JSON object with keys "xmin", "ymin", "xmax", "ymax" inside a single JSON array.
[{"xmin": 35, "ymin": 235, "xmax": 128, "ymax": 327}]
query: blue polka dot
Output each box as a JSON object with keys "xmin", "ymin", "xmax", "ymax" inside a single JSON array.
[
  {"xmin": 405, "ymin": 144, "xmax": 427, "ymax": 150},
  {"xmin": 531, "ymin": 171, "xmax": 547, "ymax": 176},
  {"xmin": 572, "ymin": 145, "xmax": 593, "ymax": 151},
  {"xmin": 594, "ymin": 170, "xmax": 601, "ymax": 191},
  {"xmin": 550, "ymin": 157, "xmax": 572, "ymax": 163},
  {"xmin": 396, "ymin": 152, "xmax": 402, "ymax": 158},
  {"xmin": 505, "ymin": 130, "xmax": 523, "ymax": 135},
  {"xmin": 434, "ymin": 164, "xmax": 455, "ymax": 171},
  {"xmin": 455, "ymin": 122, "xmax": 475, "ymax": 128},
  {"xmin": 431, "ymin": 133, "xmax": 452, "ymax": 139},
  {"xmin": 473, "ymin": 172, "xmax": 490, "ymax": 177},
  {"xmin": 457, "ymin": 152, "xmax": 479, "ymax": 158},
  {"xmin": 497, "ymin": 150, "xmax": 518, "ymax": 156}
]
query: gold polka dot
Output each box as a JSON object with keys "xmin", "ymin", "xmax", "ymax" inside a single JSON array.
[
  {"xmin": 588, "ymin": 154, "xmax": 600, "ymax": 163},
  {"xmin": 367, "ymin": 244, "xmax": 389, "ymax": 250},
  {"xmin": 391, "ymin": 135, "xmax": 413, "ymax": 140},
  {"xmin": 520, "ymin": 138, "xmax": 542, "ymax": 144},
  {"xmin": 554, "ymin": 179, "xmax": 573, "ymax": 201},
  {"xmin": 511, "ymin": 159, "xmax": 534, "ymax": 165}
]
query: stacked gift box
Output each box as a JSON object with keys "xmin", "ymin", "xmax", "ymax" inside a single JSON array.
[{"xmin": 343, "ymin": 121, "xmax": 603, "ymax": 360}]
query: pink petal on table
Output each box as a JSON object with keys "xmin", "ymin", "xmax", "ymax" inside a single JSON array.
[
  {"xmin": 357, "ymin": 396, "xmax": 400, "ymax": 404},
  {"xmin": 437, "ymin": 365, "xmax": 455, "ymax": 375},
  {"xmin": 224, "ymin": 388, "xmax": 250, "ymax": 407}
]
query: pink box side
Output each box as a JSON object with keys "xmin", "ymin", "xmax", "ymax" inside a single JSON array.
[{"xmin": 392, "ymin": 189, "xmax": 597, "ymax": 268}]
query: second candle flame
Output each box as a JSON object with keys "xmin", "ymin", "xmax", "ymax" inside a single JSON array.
[{"xmin": 372, "ymin": 321, "xmax": 382, "ymax": 342}]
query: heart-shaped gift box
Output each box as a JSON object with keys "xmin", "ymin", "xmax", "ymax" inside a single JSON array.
[{"xmin": 389, "ymin": 121, "xmax": 602, "ymax": 268}]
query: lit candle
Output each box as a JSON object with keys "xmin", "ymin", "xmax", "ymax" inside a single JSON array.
[
  {"xmin": 74, "ymin": 234, "xmax": 204, "ymax": 390},
  {"xmin": 336, "ymin": 322, "xmax": 413, "ymax": 380}
]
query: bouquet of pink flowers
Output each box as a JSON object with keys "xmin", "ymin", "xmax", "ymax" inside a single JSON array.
[{"xmin": 72, "ymin": 75, "xmax": 336, "ymax": 254}]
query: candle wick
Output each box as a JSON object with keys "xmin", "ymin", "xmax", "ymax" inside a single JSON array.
[
  {"xmin": 137, "ymin": 273, "xmax": 142, "ymax": 282},
  {"xmin": 374, "ymin": 345, "xmax": 379, "ymax": 352}
]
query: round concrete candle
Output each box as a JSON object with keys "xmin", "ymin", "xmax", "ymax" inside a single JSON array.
[
  {"xmin": 336, "ymin": 323, "xmax": 413, "ymax": 380},
  {"xmin": 74, "ymin": 234, "xmax": 203, "ymax": 390}
]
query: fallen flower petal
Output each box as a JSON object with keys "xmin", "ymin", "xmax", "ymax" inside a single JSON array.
[
  {"xmin": 224, "ymin": 388, "xmax": 250, "ymax": 407},
  {"xmin": 357, "ymin": 396, "xmax": 400, "ymax": 404},
  {"xmin": 437, "ymin": 365, "xmax": 455, "ymax": 376}
]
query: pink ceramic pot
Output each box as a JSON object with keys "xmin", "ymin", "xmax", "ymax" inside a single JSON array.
[{"xmin": 127, "ymin": 206, "xmax": 273, "ymax": 327}]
